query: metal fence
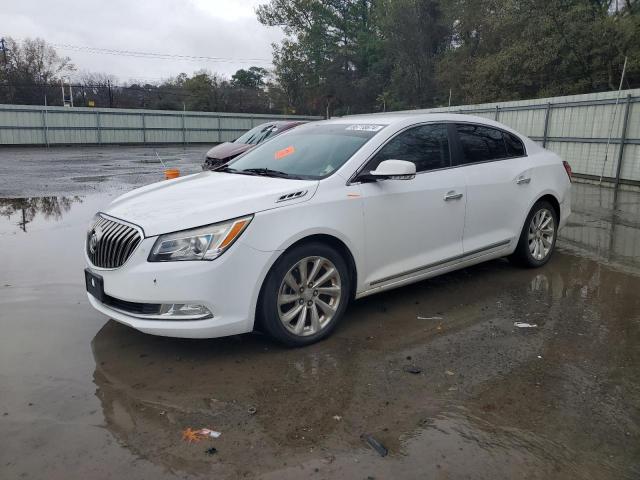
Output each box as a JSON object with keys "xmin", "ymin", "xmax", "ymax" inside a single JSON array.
[
  {"xmin": 414, "ymin": 89, "xmax": 640, "ymax": 185},
  {"xmin": 0, "ymin": 104, "xmax": 320, "ymax": 147}
]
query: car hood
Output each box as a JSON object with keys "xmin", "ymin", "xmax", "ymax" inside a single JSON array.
[
  {"xmin": 205, "ymin": 142, "xmax": 252, "ymax": 160},
  {"xmin": 104, "ymin": 172, "xmax": 319, "ymax": 237}
]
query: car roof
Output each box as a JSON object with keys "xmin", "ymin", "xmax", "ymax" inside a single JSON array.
[{"xmin": 316, "ymin": 112, "xmax": 530, "ymax": 141}]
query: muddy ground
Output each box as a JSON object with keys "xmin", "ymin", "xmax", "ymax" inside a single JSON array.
[{"xmin": 1, "ymin": 146, "xmax": 639, "ymax": 479}]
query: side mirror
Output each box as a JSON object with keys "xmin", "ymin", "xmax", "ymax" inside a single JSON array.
[{"xmin": 368, "ymin": 160, "xmax": 416, "ymax": 180}]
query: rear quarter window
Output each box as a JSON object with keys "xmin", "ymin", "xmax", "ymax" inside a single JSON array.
[{"xmin": 503, "ymin": 132, "xmax": 526, "ymax": 157}]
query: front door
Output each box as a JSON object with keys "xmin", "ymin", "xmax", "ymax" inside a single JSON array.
[{"xmin": 356, "ymin": 123, "xmax": 466, "ymax": 288}]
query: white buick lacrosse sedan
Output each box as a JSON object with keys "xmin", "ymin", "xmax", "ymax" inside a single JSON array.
[{"xmin": 85, "ymin": 113, "xmax": 572, "ymax": 346}]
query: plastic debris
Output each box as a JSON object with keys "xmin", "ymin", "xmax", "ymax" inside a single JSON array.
[
  {"xmin": 362, "ymin": 434, "xmax": 388, "ymax": 457},
  {"xmin": 205, "ymin": 447, "xmax": 218, "ymax": 456},
  {"xmin": 514, "ymin": 322, "xmax": 538, "ymax": 328},
  {"xmin": 247, "ymin": 406, "xmax": 257, "ymax": 415},
  {"xmin": 403, "ymin": 365, "xmax": 423, "ymax": 374},
  {"xmin": 199, "ymin": 428, "xmax": 222, "ymax": 439},
  {"xmin": 333, "ymin": 415, "xmax": 342, "ymax": 421},
  {"xmin": 417, "ymin": 316, "xmax": 443, "ymax": 320},
  {"xmin": 445, "ymin": 370, "xmax": 455, "ymax": 376}
]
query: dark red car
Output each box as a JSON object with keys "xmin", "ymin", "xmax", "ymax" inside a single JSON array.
[{"xmin": 202, "ymin": 120, "xmax": 307, "ymax": 170}]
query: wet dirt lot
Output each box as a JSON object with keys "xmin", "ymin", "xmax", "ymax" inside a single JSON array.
[{"xmin": 1, "ymin": 147, "xmax": 639, "ymax": 479}]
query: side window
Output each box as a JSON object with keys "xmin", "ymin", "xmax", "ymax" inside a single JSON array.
[
  {"xmin": 456, "ymin": 124, "xmax": 508, "ymax": 164},
  {"xmin": 503, "ymin": 132, "xmax": 526, "ymax": 157},
  {"xmin": 367, "ymin": 124, "xmax": 450, "ymax": 173}
]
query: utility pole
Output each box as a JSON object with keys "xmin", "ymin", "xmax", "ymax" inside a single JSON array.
[{"xmin": 107, "ymin": 79, "xmax": 113, "ymax": 108}]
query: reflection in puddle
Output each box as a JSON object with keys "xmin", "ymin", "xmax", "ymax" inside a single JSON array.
[
  {"xmin": 0, "ymin": 196, "xmax": 83, "ymax": 233},
  {"xmin": 559, "ymin": 183, "xmax": 640, "ymax": 275}
]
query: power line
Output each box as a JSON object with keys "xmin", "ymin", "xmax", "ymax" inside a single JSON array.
[{"xmin": 48, "ymin": 42, "xmax": 272, "ymax": 64}]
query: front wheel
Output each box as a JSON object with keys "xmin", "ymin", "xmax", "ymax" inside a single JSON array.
[
  {"xmin": 510, "ymin": 200, "xmax": 558, "ymax": 268},
  {"xmin": 258, "ymin": 242, "xmax": 351, "ymax": 347}
]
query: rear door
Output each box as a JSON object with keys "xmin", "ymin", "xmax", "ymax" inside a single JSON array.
[
  {"xmin": 451, "ymin": 123, "xmax": 532, "ymax": 254},
  {"xmin": 356, "ymin": 123, "xmax": 467, "ymax": 287}
]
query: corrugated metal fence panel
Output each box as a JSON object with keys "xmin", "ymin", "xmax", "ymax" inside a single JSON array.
[
  {"xmin": 414, "ymin": 89, "xmax": 640, "ymax": 183},
  {"xmin": 0, "ymin": 104, "xmax": 320, "ymax": 147}
]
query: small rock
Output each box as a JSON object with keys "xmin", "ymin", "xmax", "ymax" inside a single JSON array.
[{"xmin": 205, "ymin": 447, "xmax": 217, "ymax": 456}]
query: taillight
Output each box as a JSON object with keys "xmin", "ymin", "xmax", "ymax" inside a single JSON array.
[{"xmin": 562, "ymin": 161, "xmax": 572, "ymax": 182}]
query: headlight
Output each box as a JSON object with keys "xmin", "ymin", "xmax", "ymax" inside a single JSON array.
[{"xmin": 148, "ymin": 215, "xmax": 252, "ymax": 262}]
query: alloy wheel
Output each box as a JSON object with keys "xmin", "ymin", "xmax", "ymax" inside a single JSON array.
[
  {"xmin": 528, "ymin": 208, "xmax": 555, "ymax": 261},
  {"xmin": 277, "ymin": 256, "xmax": 342, "ymax": 336}
]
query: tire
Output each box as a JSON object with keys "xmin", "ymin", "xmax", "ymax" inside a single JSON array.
[
  {"xmin": 258, "ymin": 242, "xmax": 351, "ymax": 347},
  {"xmin": 510, "ymin": 200, "xmax": 559, "ymax": 268}
]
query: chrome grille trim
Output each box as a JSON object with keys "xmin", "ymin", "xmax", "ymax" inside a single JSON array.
[{"xmin": 87, "ymin": 214, "xmax": 144, "ymax": 269}]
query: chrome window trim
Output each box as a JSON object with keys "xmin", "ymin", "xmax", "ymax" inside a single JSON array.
[{"xmin": 346, "ymin": 120, "xmax": 528, "ymax": 185}]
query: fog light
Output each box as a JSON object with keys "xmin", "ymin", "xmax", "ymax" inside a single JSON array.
[{"xmin": 157, "ymin": 304, "xmax": 212, "ymax": 320}]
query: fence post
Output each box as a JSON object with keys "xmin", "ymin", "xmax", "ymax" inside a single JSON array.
[
  {"xmin": 182, "ymin": 110, "xmax": 186, "ymax": 145},
  {"xmin": 494, "ymin": 105, "xmax": 500, "ymax": 121},
  {"xmin": 141, "ymin": 112, "xmax": 146, "ymax": 144},
  {"xmin": 42, "ymin": 103, "xmax": 49, "ymax": 148},
  {"xmin": 614, "ymin": 94, "xmax": 632, "ymax": 187},
  {"xmin": 96, "ymin": 111, "xmax": 101, "ymax": 144},
  {"xmin": 542, "ymin": 102, "xmax": 551, "ymax": 148}
]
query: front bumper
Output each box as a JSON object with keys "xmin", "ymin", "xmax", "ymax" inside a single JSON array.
[{"xmin": 85, "ymin": 237, "xmax": 277, "ymax": 339}]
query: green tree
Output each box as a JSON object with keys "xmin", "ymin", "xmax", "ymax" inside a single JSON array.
[{"xmin": 231, "ymin": 66, "xmax": 269, "ymax": 88}]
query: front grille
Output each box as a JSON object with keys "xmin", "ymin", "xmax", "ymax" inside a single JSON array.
[{"xmin": 87, "ymin": 215, "xmax": 142, "ymax": 269}]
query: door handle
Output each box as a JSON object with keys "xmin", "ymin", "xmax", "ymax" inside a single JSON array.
[
  {"xmin": 444, "ymin": 191, "xmax": 463, "ymax": 201},
  {"xmin": 516, "ymin": 176, "xmax": 531, "ymax": 185}
]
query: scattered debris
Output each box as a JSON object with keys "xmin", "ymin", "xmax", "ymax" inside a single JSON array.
[
  {"xmin": 181, "ymin": 427, "xmax": 222, "ymax": 443},
  {"xmin": 182, "ymin": 428, "xmax": 202, "ymax": 443},
  {"xmin": 333, "ymin": 415, "xmax": 342, "ymax": 421},
  {"xmin": 362, "ymin": 434, "xmax": 388, "ymax": 457},
  {"xmin": 199, "ymin": 428, "xmax": 222, "ymax": 439},
  {"xmin": 514, "ymin": 322, "xmax": 538, "ymax": 328},
  {"xmin": 403, "ymin": 365, "xmax": 423, "ymax": 374},
  {"xmin": 247, "ymin": 406, "xmax": 257, "ymax": 415},
  {"xmin": 417, "ymin": 316, "xmax": 443, "ymax": 320},
  {"xmin": 205, "ymin": 447, "xmax": 218, "ymax": 456}
]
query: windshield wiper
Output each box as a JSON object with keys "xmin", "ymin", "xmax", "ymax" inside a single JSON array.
[
  {"xmin": 213, "ymin": 165, "xmax": 254, "ymax": 176},
  {"xmin": 240, "ymin": 168, "xmax": 302, "ymax": 179}
]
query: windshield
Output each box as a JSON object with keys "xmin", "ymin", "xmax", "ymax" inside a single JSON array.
[
  {"xmin": 227, "ymin": 123, "xmax": 384, "ymax": 179},
  {"xmin": 234, "ymin": 123, "xmax": 277, "ymax": 145}
]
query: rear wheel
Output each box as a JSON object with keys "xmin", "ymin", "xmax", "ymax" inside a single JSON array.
[
  {"xmin": 258, "ymin": 242, "xmax": 350, "ymax": 347},
  {"xmin": 510, "ymin": 200, "xmax": 558, "ymax": 268}
]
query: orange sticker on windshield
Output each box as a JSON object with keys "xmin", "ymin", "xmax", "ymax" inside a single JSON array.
[{"xmin": 275, "ymin": 146, "xmax": 295, "ymax": 160}]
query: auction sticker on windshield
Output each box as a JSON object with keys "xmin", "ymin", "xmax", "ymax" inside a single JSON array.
[
  {"xmin": 275, "ymin": 146, "xmax": 296, "ymax": 160},
  {"xmin": 345, "ymin": 124, "xmax": 385, "ymax": 132}
]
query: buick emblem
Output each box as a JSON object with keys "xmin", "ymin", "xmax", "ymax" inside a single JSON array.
[{"xmin": 89, "ymin": 226, "xmax": 102, "ymax": 254}]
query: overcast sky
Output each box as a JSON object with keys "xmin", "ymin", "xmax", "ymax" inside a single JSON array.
[{"xmin": 2, "ymin": 0, "xmax": 284, "ymax": 84}]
